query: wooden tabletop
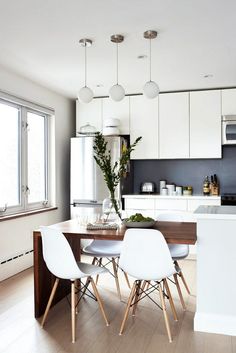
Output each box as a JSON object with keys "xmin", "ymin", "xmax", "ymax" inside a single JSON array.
[{"xmin": 34, "ymin": 219, "xmax": 197, "ymax": 245}]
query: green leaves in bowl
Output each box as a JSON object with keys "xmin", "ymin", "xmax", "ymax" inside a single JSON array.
[{"xmin": 125, "ymin": 213, "xmax": 154, "ymax": 223}]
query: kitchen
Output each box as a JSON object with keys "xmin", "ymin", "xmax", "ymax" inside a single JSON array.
[{"xmin": 1, "ymin": 1, "xmax": 236, "ymax": 352}]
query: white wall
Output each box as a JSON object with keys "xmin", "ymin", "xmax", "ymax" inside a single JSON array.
[{"xmin": 0, "ymin": 65, "xmax": 75, "ymax": 280}]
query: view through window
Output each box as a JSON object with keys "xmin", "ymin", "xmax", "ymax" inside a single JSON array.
[{"xmin": 0, "ymin": 97, "xmax": 51, "ymax": 216}]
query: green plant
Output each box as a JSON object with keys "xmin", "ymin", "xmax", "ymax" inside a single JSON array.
[{"xmin": 93, "ymin": 133, "xmax": 142, "ymax": 220}]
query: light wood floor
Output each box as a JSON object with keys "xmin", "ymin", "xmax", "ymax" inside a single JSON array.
[{"xmin": 0, "ymin": 259, "xmax": 235, "ymax": 353}]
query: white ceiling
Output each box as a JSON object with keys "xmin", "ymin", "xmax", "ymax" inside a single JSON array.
[{"xmin": 0, "ymin": 0, "xmax": 236, "ymax": 99}]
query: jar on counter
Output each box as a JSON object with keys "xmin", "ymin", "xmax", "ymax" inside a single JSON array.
[
  {"xmin": 183, "ymin": 186, "xmax": 193, "ymax": 196},
  {"xmin": 176, "ymin": 186, "xmax": 183, "ymax": 196}
]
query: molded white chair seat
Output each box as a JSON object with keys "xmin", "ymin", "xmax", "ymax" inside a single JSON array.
[
  {"xmin": 83, "ymin": 240, "xmax": 123, "ymax": 257},
  {"xmin": 119, "ymin": 228, "xmax": 178, "ymax": 342},
  {"xmin": 40, "ymin": 226, "xmax": 109, "ymax": 343},
  {"xmin": 168, "ymin": 244, "xmax": 189, "ymax": 260}
]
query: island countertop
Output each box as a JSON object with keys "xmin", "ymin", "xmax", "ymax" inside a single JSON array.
[{"xmin": 194, "ymin": 205, "xmax": 236, "ymax": 219}]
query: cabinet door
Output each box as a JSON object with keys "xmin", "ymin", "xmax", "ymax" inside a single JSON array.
[
  {"xmin": 159, "ymin": 92, "xmax": 189, "ymax": 159},
  {"xmin": 190, "ymin": 90, "xmax": 221, "ymax": 158},
  {"xmin": 102, "ymin": 97, "xmax": 130, "ymax": 134},
  {"xmin": 130, "ymin": 95, "xmax": 158, "ymax": 159},
  {"xmin": 76, "ymin": 99, "xmax": 102, "ymax": 133},
  {"xmin": 222, "ymin": 89, "xmax": 236, "ymax": 115}
]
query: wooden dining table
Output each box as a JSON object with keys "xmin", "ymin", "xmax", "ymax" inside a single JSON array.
[{"xmin": 33, "ymin": 219, "xmax": 196, "ymax": 318}]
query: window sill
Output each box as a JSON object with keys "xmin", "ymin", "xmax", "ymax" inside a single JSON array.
[{"xmin": 0, "ymin": 207, "xmax": 58, "ymax": 222}]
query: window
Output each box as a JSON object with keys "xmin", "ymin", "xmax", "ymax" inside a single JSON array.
[{"xmin": 0, "ymin": 94, "xmax": 52, "ymax": 216}]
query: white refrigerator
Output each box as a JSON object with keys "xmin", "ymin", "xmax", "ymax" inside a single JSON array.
[{"xmin": 70, "ymin": 135, "xmax": 129, "ymax": 221}]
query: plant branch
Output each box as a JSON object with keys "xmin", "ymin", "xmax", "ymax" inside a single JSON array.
[{"xmin": 93, "ymin": 133, "xmax": 142, "ymax": 220}]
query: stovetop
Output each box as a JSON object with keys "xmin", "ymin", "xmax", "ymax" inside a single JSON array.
[{"xmin": 221, "ymin": 193, "xmax": 236, "ymax": 205}]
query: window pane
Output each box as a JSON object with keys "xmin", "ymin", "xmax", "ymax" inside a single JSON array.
[
  {"xmin": 0, "ymin": 102, "xmax": 20, "ymax": 207},
  {"xmin": 27, "ymin": 112, "xmax": 46, "ymax": 203}
]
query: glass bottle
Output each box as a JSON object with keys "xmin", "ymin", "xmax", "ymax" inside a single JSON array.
[{"xmin": 203, "ymin": 176, "xmax": 210, "ymax": 196}]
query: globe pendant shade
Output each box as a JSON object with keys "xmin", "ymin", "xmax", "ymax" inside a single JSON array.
[
  {"xmin": 143, "ymin": 80, "xmax": 160, "ymax": 99},
  {"xmin": 78, "ymin": 86, "xmax": 94, "ymax": 103},
  {"xmin": 109, "ymin": 84, "xmax": 125, "ymax": 102}
]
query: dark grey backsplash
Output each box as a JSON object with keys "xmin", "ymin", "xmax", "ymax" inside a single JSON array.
[{"xmin": 131, "ymin": 146, "xmax": 236, "ymax": 195}]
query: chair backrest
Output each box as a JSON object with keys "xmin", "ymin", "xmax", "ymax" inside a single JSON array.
[
  {"xmin": 156, "ymin": 213, "xmax": 190, "ymax": 256},
  {"xmin": 40, "ymin": 226, "xmax": 82, "ymax": 279},
  {"xmin": 119, "ymin": 228, "xmax": 175, "ymax": 281}
]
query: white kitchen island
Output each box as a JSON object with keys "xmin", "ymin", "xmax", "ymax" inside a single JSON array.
[{"xmin": 194, "ymin": 205, "xmax": 236, "ymax": 336}]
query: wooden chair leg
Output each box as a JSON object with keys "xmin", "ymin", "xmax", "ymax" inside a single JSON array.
[
  {"xmin": 132, "ymin": 280, "xmax": 145, "ymax": 316},
  {"xmin": 119, "ymin": 282, "xmax": 137, "ymax": 335},
  {"xmin": 75, "ymin": 279, "xmax": 79, "ymax": 314},
  {"xmin": 123, "ymin": 271, "xmax": 131, "ymax": 289},
  {"xmin": 90, "ymin": 278, "xmax": 109, "ymax": 326},
  {"xmin": 95, "ymin": 258, "xmax": 102, "ymax": 285},
  {"xmin": 173, "ymin": 273, "xmax": 186, "ymax": 311},
  {"xmin": 179, "ymin": 271, "xmax": 191, "ymax": 295},
  {"xmin": 112, "ymin": 257, "xmax": 122, "ymax": 301},
  {"xmin": 71, "ymin": 281, "xmax": 76, "ymax": 343},
  {"xmin": 163, "ymin": 279, "xmax": 178, "ymax": 321},
  {"xmin": 175, "ymin": 260, "xmax": 191, "ymax": 294},
  {"xmin": 132, "ymin": 281, "xmax": 141, "ymax": 316},
  {"xmin": 41, "ymin": 278, "xmax": 59, "ymax": 327},
  {"xmin": 159, "ymin": 281, "xmax": 172, "ymax": 343}
]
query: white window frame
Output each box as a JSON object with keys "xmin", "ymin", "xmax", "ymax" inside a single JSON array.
[{"xmin": 0, "ymin": 92, "xmax": 53, "ymax": 216}]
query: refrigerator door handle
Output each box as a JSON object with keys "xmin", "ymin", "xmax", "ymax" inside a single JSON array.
[{"xmin": 72, "ymin": 201, "xmax": 102, "ymax": 207}]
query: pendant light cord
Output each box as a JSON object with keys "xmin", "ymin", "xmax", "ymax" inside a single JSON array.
[
  {"xmin": 116, "ymin": 42, "xmax": 119, "ymax": 85},
  {"xmin": 84, "ymin": 43, "xmax": 87, "ymax": 87},
  {"xmin": 149, "ymin": 38, "xmax": 152, "ymax": 82}
]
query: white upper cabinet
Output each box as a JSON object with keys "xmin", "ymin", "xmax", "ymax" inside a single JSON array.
[
  {"xmin": 159, "ymin": 92, "xmax": 189, "ymax": 159},
  {"xmin": 102, "ymin": 97, "xmax": 130, "ymax": 134},
  {"xmin": 76, "ymin": 99, "xmax": 102, "ymax": 133},
  {"xmin": 222, "ymin": 89, "xmax": 236, "ymax": 115},
  {"xmin": 129, "ymin": 95, "xmax": 158, "ymax": 159},
  {"xmin": 190, "ymin": 90, "xmax": 222, "ymax": 158}
]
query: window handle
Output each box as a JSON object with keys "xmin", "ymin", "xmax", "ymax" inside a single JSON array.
[
  {"xmin": 0, "ymin": 204, "xmax": 7, "ymax": 213},
  {"xmin": 26, "ymin": 186, "xmax": 30, "ymax": 195},
  {"xmin": 43, "ymin": 200, "xmax": 48, "ymax": 206}
]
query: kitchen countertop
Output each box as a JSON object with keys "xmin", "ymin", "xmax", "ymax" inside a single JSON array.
[
  {"xmin": 122, "ymin": 194, "xmax": 221, "ymax": 200},
  {"xmin": 194, "ymin": 205, "xmax": 236, "ymax": 219}
]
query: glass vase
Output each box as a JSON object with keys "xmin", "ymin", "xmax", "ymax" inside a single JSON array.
[{"xmin": 102, "ymin": 196, "xmax": 121, "ymax": 223}]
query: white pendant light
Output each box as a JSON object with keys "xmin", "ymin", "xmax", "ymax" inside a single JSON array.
[
  {"xmin": 78, "ymin": 38, "xmax": 94, "ymax": 103},
  {"xmin": 143, "ymin": 30, "xmax": 160, "ymax": 99},
  {"xmin": 109, "ymin": 34, "xmax": 125, "ymax": 102}
]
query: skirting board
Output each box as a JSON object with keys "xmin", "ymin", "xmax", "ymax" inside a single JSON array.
[
  {"xmin": 194, "ymin": 312, "xmax": 236, "ymax": 336},
  {"xmin": 0, "ymin": 252, "xmax": 33, "ymax": 281}
]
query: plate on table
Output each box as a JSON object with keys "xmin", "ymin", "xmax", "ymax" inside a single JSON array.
[{"xmin": 122, "ymin": 220, "xmax": 156, "ymax": 228}]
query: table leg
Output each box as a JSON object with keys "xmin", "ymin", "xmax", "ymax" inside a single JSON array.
[{"xmin": 33, "ymin": 231, "xmax": 81, "ymax": 318}]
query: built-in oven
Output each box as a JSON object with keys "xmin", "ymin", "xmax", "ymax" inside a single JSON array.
[
  {"xmin": 222, "ymin": 115, "xmax": 236, "ymax": 145},
  {"xmin": 221, "ymin": 194, "xmax": 236, "ymax": 206}
]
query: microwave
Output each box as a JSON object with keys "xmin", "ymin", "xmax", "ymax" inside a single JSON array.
[{"xmin": 222, "ymin": 115, "xmax": 236, "ymax": 145}]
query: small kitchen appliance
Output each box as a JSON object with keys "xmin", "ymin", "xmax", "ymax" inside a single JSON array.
[
  {"xmin": 140, "ymin": 182, "xmax": 156, "ymax": 194},
  {"xmin": 222, "ymin": 115, "xmax": 236, "ymax": 145}
]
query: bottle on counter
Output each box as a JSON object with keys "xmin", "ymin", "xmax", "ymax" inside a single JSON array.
[
  {"xmin": 210, "ymin": 174, "xmax": 219, "ymax": 196},
  {"xmin": 203, "ymin": 176, "xmax": 210, "ymax": 196}
]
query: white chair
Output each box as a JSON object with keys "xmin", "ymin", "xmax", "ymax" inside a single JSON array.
[
  {"xmin": 40, "ymin": 226, "xmax": 109, "ymax": 343},
  {"xmin": 82, "ymin": 239, "xmax": 130, "ymax": 300},
  {"xmin": 119, "ymin": 228, "xmax": 178, "ymax": 343},
  {"xmin": 156, "ymin": 212, "xmax": 191, "ymax": 310}
]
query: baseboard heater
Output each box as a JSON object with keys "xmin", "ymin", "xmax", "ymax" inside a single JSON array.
[{"xmin": 0, "ymin": 249, "xmax": 34, "ymax": 281}]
